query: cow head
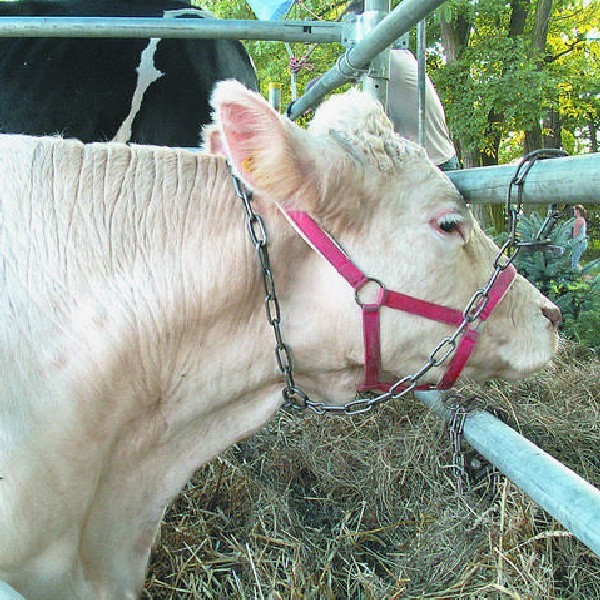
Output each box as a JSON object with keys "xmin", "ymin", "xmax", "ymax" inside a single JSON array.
[{"xmin": 210, "ymin": 81, "xmax": 560, "ymax": 402}]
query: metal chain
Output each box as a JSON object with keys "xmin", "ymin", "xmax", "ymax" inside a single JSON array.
[
  {"xmin": 535, "ymin": 204, "xmax": 560, "ymax": 242},
  {"xmin": 231, "ymin": 170, "xmax": 310, "ymax": 410},
  {"xmin": 506, "ymin": 149, "xmax": 568, "ymax": 255},
  {"xmin": 443, "ymin": 393, "xmax": 484, "ymax": 499},
  {"xmin": 230, "ymin": 149, "xmax": 557, "ymax": 415},
  {"xmin": 447, "ymin": 398, "xmax": 468, "ymax": 498},
  {"xmin": 440, "ymin": 150, "xmax": 567, "ymax": 495}
]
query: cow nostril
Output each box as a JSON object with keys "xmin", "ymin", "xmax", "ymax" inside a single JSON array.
[{"xmin": 542, "ymin": 306, "xmax": 562, "ymax": 329}]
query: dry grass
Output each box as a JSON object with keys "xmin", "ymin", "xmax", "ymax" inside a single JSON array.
[{"xmin": 144, "ymin": 341, "xmax": 600, "ymax": 599}]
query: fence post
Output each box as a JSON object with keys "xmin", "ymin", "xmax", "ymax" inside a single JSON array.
[
  {"xmin": 360, "ymin": 0, "xmax": 391, "ymax": 110},
  {"xmin": 416, "ymin": 19, "xmax": 426, "ymax": 146}
]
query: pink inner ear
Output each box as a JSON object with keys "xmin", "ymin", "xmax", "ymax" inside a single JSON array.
[
  {"xmin": 220, "ymin": 104, "xmax": 264, "ymax": 149},
  {"xmin": 219, "ymin": 102, "xmax": 277, "ymax": 189}
]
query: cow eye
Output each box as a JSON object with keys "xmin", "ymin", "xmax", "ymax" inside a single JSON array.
[
  {"xmin": 440, "ymin": 218, "xmax": 460, "ymax": 233},
  {"xmin": 432, "ymin": 213, "xmax": 466, "ymax": 241}
]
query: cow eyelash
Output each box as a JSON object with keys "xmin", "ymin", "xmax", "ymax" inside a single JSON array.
[
  {"xmin": 439, "ymin": 216, "xmax": 462, "ymax": 233},
  {"xmin": 432, "ymin": 213, "xmax": 466, "ymax": 241}
]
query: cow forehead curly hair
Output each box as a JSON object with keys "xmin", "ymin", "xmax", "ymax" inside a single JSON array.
[{"xmin": 308, "ymin": 88, "xmax": 427, "ymax": 171}]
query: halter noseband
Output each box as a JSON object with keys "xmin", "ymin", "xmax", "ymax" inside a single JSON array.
[{"xmin": 285, "ymin": 210, "xmax": 517, "ymax": 392}]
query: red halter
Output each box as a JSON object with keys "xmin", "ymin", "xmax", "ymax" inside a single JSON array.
[{"xmin": 285, "ymin": 210, "xmax": 517, "ymax": 392}]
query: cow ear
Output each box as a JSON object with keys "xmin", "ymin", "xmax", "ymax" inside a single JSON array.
[
  {"xmin": 211, "ymin": 80, "xmax": 316, "ymax": 204},
  {"xmin": 201, "ymin": 124, "xmax": 227, "ymax": 156}
]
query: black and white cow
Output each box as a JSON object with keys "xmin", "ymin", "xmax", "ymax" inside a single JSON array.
[{"xmin": 0, "ymin": 0, "xmax": 258, "ymax": 146}]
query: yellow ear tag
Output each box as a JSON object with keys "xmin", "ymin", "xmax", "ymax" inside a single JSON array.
[
  {"xmin": 242, "ymin": 154, "xmax": 256, "ymax": 173},
  {"xmin": 242, "ymin": 152, "xmax": 270, "ymax": 183}
]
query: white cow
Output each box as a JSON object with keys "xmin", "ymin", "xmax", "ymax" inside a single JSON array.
[{"xmin": 0, "ymin": 81, "xmax": 559, "ymax": 598}]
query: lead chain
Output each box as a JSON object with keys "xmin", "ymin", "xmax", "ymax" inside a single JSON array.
[
  {"xmin": 230, "ymin": 166, "xmax": 309, "ymax": 408},
  {"xmin": 506, "ymin": 149, "xmax": 567, "ymax": 257},
  {"xmin": 447, "ymin": 399, "xmax": 468, "ymax": 499}
]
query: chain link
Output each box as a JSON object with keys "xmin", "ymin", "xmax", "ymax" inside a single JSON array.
[
  {"xmin": 506, "ymin": 148, "xmax": 568, "ymax": 257},
  {"xmin": 230, "ymin": 149, "xmax": 556, "ymax": 415},
  {"xmin": 232, "ymin": 168, "xmax": 299, "ymax": 396},
  {"xmin": 444, "ymin": 394, "xmax": 472, "ymax": 500}
]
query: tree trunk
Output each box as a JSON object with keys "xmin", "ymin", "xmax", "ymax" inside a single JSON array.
[
  {"xmin": 542, "ymin": 107, "xmax": 561, "ymax": 149},
  {"xmin": 532, "ymin": 0, "xmax": 553, "ymax": 52},
  {"xmin": 440, "ymin": 14, "xmax": 470, "ymax": 63},
  {"xmin": 439, "ymin": 13, "xmax": 494, "ymax": 227},
  {"xmin": 524, "ymin": 126, "xmax": 544, "ymax": 154},
  {"xmin": 509, "ymin": 0, "xmax": 528, "ymax": 38},
  {"xmin": 523, "ymin": 0, "xmax": 554, "ymax": 154},
  {"xmin": 439, "ymin": 10, "xmax": 471, "ymax": 166},
  {"xmin": 589, "ymin": 113, "xmax": 598, "ymax": 153},
  {"xmin": 483, "ymin": 0, "xmax": 529, "ymax": 166}
]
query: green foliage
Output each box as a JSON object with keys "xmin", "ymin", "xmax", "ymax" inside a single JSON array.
[
  {"xmin": 511, "ymin": 212, "xmax": 576, "ymax": 298},
  {"xmin": 504, "ymin": 212, "xmax": 600, "ymax": 349},
  {"xmin": 565, "ymin": 279, "xmax": 600, "ymax": 348},
  {"xmin": 428, "ymin": 0, "xmax": 600, "ymax": 163},
  {"xmin": 198, "ymin": 0, "xmax": 346, "ymax": 114},
  {"xmin": 583, "ymin": 205, "xmax": 600, "ymax": 262},
  {"xmin": 549, "ymin": 1, "xmax": 600, "ymax": 152}
]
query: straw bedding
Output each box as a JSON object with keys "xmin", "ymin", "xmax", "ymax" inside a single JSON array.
[{"xmin": 144, "ymin": 341, "xmax": 599, "ymax": 598}]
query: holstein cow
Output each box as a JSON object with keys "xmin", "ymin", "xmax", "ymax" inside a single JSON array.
[
  {"xmin": 0, "ymin": 82, "xmax": 560, "ymax": 598},
  {"xmin": 0, "ymin": 0, "xmax": 257, "ymax": 145}
]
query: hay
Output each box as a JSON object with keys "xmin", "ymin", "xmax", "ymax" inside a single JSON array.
[{"xmin": 144, "ymin": 341, "xmax": 600, "ymax": 598}]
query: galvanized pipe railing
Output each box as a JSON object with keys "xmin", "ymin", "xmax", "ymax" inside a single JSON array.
[
  {"xmin": 415, "ymin": 390, "xmax": 600, "ymax": 556},
  {"xmin": 0, "ymin": 16, "xmax": 342, "ymax": 43},
  {"xmin": 359, "ymin": 0, "xmax": 391, "ymax": 110},
  {"xmin": 288, "ymin": 0, "xmax": 447, "ymax": 119},
  {"xmin": 447, "ymin": 153, "xmax": 600, "ymax": 205}
]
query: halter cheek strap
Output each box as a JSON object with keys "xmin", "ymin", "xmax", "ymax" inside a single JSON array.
[
  {"xmin": 437, "ymin": 265, "xmax": 516, "ymax": 389},
  {"xmin": 284, "ymin": 210, "xmax": 517, "ymax": 392}
]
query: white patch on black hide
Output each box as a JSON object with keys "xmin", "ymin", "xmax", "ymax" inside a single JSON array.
[{"xmin": 113, "ymin": 38, "xmax": 164, "ymax": 143}]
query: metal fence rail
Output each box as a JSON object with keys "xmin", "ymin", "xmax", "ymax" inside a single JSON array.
[
  {"xmin": 448, "ymin": 153, "xmax": 600, "ymax": 205},
  {"xmin": 0, "ymin": 16, "xmax": 342, "ymax": 43},
  {"xmin": 415, "ymin": 390, "xmax": 600, "ymax": 556},
  {"xmin": 288, "ymin": 0, "xmax": 446, "ymax": 119}
]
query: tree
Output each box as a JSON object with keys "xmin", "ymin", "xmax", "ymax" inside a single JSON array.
[
  {"xmin": 430, "ymin": 0, "xmax": 599, "ymax": 164},
  {"xmin": 547, "ymin": 0, "xmax": 600, "ymax": 154},
  {"xmin": 523, "ymin": 0, "xmax": 553, "ymax": 153}
]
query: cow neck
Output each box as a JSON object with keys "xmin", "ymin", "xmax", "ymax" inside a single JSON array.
[{"xmin": 284, "ymin": 209, "xmax": 517, "ymax": 392}]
